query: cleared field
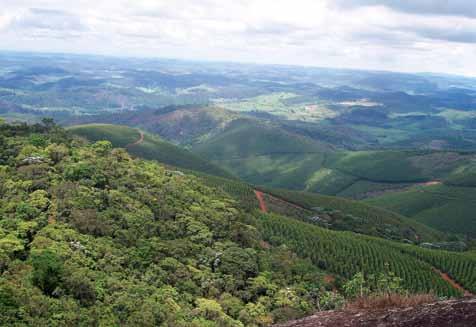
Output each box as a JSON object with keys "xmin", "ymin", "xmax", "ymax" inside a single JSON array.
[{"xmin": 217, "ymin": 92, "xmax": 337, "ymax": 122}]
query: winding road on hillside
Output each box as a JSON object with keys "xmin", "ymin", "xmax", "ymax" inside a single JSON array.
[
  {"xmin": 127, "ymin": 131, "xmax": 144, "ymax": 147},
  {"xmin": 433, "ymin": 268, "xmax": 473, "ymax": 296}
]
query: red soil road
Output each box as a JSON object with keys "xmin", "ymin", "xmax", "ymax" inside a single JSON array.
[
  {"xmin": 433, "ymin": 268, "xmax": 473, "ymax": 296},
  {"xmin": 255, "ymin": 190, "xmax": 268, "ymax": 213},
  {"xmin": 127, "ymin": 131, "xmax": 144, "ymax": 147}
]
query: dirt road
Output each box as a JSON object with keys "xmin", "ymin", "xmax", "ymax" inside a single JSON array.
[
  {"xmin": 254, "ymin": 190, "xmax": 268, "ymax": 213},
  {"xmin": 127, "ymin": 131, "xmax": 144, "ymax": 147}
]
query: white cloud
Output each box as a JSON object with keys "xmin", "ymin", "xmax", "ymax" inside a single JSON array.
[{"xmin": 0, "ymin": 0, "xmax": 476, "ymax": 76}]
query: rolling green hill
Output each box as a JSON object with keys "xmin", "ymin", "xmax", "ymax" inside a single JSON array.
[
  {"xmin": 365, "ymin": 184, "xmax": 476, "ymax": 237},
  {"xmin": 191, "ymin": 123, "xmax": 476, "ymax": 238},
  {"xmin": 193, "ymin": 119, "xmax": 331, "ymax": 160},
  {"xmin": 68, "ymin": 124, "xmax": 234, "ymax": 179},
  {"xmin": 192, "ymin": 120, "xmax": 476, "ymax": 195},
  {"xmin": 332, "ymin": 150, "xmax": 472, "ymax": 184},
  {"xmin": 193, "ymin": 119, "xmax": 333, "ymax": 189},
  {"xmin": 258, "ymin": 187, "xmax": 443, "ymax": 242}
]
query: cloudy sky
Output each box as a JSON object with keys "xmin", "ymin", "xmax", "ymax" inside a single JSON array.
[{"xmin": 1, "ymin": 0, "xmax": 476, "ymax": 76}]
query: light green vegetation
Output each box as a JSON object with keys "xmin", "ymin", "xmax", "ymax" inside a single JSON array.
[
  {"xmin": 1, "ymin": 121, "xmax": 332, "ymax": 326},
  {"xmin": 304, "ymin": 168, "xmax": 358, "ymax": 194},
  {"xmin": 217, "ymin": 92, "xmax": 337, "ymax": 122},
  {"xmin": 437, "ymin": 109, "xmax": 476, "ymax": 122},
  {"xmin": 194, "ymin": 173, "xmax": 259, "ymax": 212}
]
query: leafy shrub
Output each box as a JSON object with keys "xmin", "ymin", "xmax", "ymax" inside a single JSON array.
[{"xmin": 31, "ymin": 250, "xmax": 63, "ymax": 296}]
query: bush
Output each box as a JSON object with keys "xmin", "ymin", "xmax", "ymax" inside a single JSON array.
[
  {"xmin": 64, "ymin": 162, "xmax": 95, "ymax": 181},
  {"xmin": 218, "ymin": 247, "xmax": 258, "ymax": 280},
  {"xmin": 46, "ymin": 143, "xmax": 69, "ymax": 163},
  {"xmin": 31, "ymin": 250, "xmax": 63, "ymax": 296},
  {"xmin": 64, "ymin": 271, "xmax": 97, "ymax": 306}
]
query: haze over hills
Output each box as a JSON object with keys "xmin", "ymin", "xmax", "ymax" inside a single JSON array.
[
  {"xmin": 2, "ymin": 52, "xmax": 476, "ymax": 241},
  {"xmin": 4, "ymin": 0, "xmax": 476, "ymax": 324}
]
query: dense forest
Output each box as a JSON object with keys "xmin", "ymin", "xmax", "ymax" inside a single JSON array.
[
  {"xmin": 0, "ymin": 119, "xmax": 343, "ymax": 326},
  {"xmin": 0, "ymin": 119, "xmax": 475, "ymax": 326}
]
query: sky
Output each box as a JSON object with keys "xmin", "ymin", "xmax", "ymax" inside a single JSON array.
[{"xmin": 1, "ymin": 0, "xmax": 476, "ymax": 76}]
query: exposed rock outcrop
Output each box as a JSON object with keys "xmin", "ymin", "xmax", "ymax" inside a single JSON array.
[{"xmin": 275, "ymin": 298, "xmax": 476, "ymax": 327}]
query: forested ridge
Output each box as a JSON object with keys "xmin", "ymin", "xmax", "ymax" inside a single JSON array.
[
  {"xmin": 0, "ymin": 120, "xmax": 475, "ymax": 326},
  {"xmin": 0, "ymin": 120, "xmax": 339, "ymax": 326}
]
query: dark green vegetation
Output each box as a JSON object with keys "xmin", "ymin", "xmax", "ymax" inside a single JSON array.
[
  {"xmin": 68, "ymin": 124, "xmax": 234, "ymax": 178},
  {"xmin": 190, "ymin": 122, "xmax": 476, "ymax": 238},
  {"xmin": 192, "ymin": 119, "xmax": 332, "ymax": 190},
  {"xmin": 0, "ymin": 121, "xmax": 330, "ymax": 326},
  {"xmin": 258, "ymin": 187, "xmax": 442, "ymax": 242},
  {"xmin": 258, "ymin": 213, "xmax": 474, "ymax": 296},
  {"xmin": 365, "ymin": 184, "xmax": 476, "ymax": 238},
  {"xmin": 193, "ymin": 119, "xmax": 330, "ymax": 161},
  {"xmin": 1, "ymin": 121, "xmax": 475, "ymax": 326},
  {"xmin": 70, "ymin": 122, "xmax": 445, "ymax": 243}
]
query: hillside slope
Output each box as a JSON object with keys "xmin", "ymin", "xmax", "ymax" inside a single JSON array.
[
  {"xmin": 68, "ymin": 123, "xmax": 437, "ymax": 242},
  {"xmin": 68, "ymin": 123, "xmax": 234, "ymax": 178},
  {"xmin": 193, "ymin": 119, "xmax": 333, "ymax": 189},
  {"xmin": 0, "ymin": 121, "xmax": 331, "ymax": 325},
  {"xmin": 365, "ymin": 184, "xmax": 476, "ymax": 237},
  {"xmin": 258, "ymin": 187, "xmax": 442, "ymax": 242},
  {"xmin": 192, "ymin": 124, "xmax": 476, "ymax": 237}
]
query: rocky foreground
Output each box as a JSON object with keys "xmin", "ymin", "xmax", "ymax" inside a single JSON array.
[{"xmin": 275, "ymin": 298, "xmax": 476, "ymax": 327}]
